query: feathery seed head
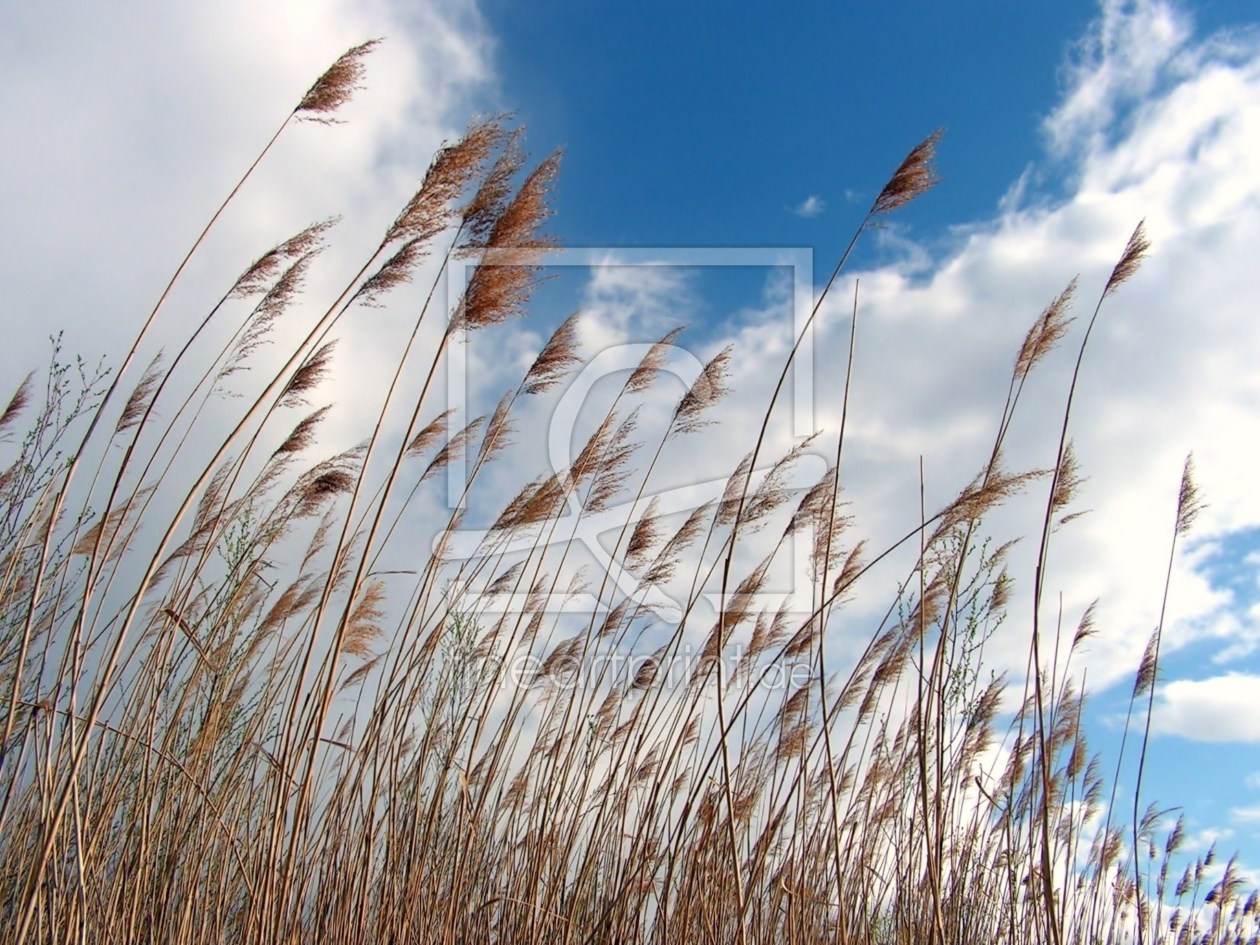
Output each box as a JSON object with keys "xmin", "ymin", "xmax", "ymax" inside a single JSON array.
[
  {"xmin": 478, "ymin": 392, "xmax": 516, "ymax": 463},
  {"xmin": 872, "ymin": 130, "xmax": 941, "ymax": 216},
  {"xmin": 627, "ymin": 326, "xmax": 685, "ymax": 393},
  {"xmin": 389, "ymin": 117, "xmax": 505, "ymax": 246},
  {"xmin": 1015, "ymin": 279, "xmax": 1077, "ymax": 381},
  {"xmin": 1133, "ymin": 628, "xmax": 1160, "ymax": 698},
  {"xmin": 1051, "ymin": 440, "xmax": 1083, "ymax": 516},
  {"xmin": 231, "ymin": 219, "xmax": 335, "ymax": 298},
  {"xmin": 1, "ymin": 373, "xmax": 34, "ymax": 438},
  {"xmin": 115, "ymin": 354, "xmax": 164, "ymax": 434},
  {"xmin": 458, "ymin": 124, "xmax": 525, "ymax": 250},
  {"xmin": 274, "ymin": 404, "xmax": 331, "ymax": 456},
  {"xmin": 1176, "ymin": 452, "xmax": 1204, "ymax": 536},
  {"xmin": 671, "ymin": 345, "xmax": 732, "ymax": 434},
  {"xmin": 281, "ymin": 341, "xmax": 336, "ymax": 407},
  {"xmin": 1104, "ymin": 219, "xmax": 1150, "ymax": 298},
  {"xmin": 523, "ymin": 311, "xmax": 583, "ymax": 395},
  {"xmin": 626, "ymin": 496, "xmax": 662, "ymax": 570},
  {"xmin": 421, "ymin": 415, "xmax": 485, "ymax": 483},
  {"xmin": 354, "ymin": 238, "xmax": 428, "ymax": 306},
  {"xmin": 452, "ymin": 151, "xmax": 561, "ymax": 332},
  {"xmin": 296, "ymin": 39, "xmax": 381, "ymax": 120},
  {"xmin": 406, "ymin": 407, "xmax": 456, "ymax": 457}
]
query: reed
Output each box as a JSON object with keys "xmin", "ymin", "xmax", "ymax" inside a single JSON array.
[{"xmin": 0, "ymin": 41, "xmax": 1252, "ymax": 945}]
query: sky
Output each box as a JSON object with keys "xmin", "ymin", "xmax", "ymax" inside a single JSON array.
[{"xmin": 3, "ymin": 0, "xmax": 1260, "ymax": 888}]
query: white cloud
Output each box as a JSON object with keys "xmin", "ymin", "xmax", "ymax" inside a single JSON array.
[
  {"xmin": 1044, "ymin": 0, "xmax": 1192, "ymax": 155},
  {"xmin": 0, "ymin": 0, "xmax": 495, "ymax": 455},
  {"xmin": 793, "ymin": 195, "xmax": 825, "ymax": 217},
  {"xmin": 1232, "ymin": 803, "xmax": 1260, "ymax": 824},
  {"xmin": 1208, "ymin": 599, "xmax": 1260, "ymax": 664},
  {"xmin": 1182, "ymin": 825, "xmax": 1235, "ymax": 854},
  {"xmin": 1152, "ymin": 675, "xmax": 1260, "ymax": 742}
]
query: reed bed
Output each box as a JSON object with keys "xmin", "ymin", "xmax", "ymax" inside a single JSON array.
[{"xmin": 1, "ymin": 42, "xmax": 1254, "ymax": 945}]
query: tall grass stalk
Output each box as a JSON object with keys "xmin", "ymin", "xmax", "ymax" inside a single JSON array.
[{"xmin": 0, "ymin": 44, "xmax": 1253, "ymax": 945}]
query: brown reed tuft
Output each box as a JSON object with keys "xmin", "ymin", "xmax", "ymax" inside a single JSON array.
[
  {"xmin": 1073, "ymin": 600, "xmax": 1099, "ymax": 648},
  {"xmin": 671, "ymin": 345, "xmax": 732, "ymax": 434},
  {"xmin": 0, "ymin": 373, "xmax": 33, "ymax": 438},
  {"xmin": 1015, "ymin": 279, "xmax": 1077, "ymax": 382},
  {"xmin": 296, "ymin": 462, "xmax": 358, "ymax": 517},
  {"xmin": 354, "ymin": 237, "xmax": 428, "ymax": 306},
  {"xmin": 627, "ymin": 326, "xmax": 686, "ymax": 393},
  {"xmin": 296, "ymin": 39, "xmax": 382, "ymax": 120},
  {"xmin": 114, "ymin": 354, "xmax": 164, "ymax": 433},
  {"xmin": 406, "ymin": 407, "xmax": 456, "ymax": 457},
  {"xmin": 458, "ymin": 124, "xmax": 525, "ymax": 250},
  {"xmin": 485, "ymin": 562, "xmax": 523, "ymax": 597},
  {"xmin": 343, "ymin": 578, "xmax": 387, "ymax": 659},
  {"xmin": 872, "ymin": 130, "xmax": 942, "ymax": 216},
  {"xmin": 935, "ymin": 461, "xmax": 1045, "ymax": 540},
  {"xmin": 1175, "ymin": 453, "xmax": 1203, "ymax": 536},
  {"xmin": 743, "ymin": 434, "xmax": 818, "ymax": 529},
  {"xmin": 643, "ymin": 499, "xmax": 712, "ymax": 586},
  {"xmin": 523, "ymin": 311, "xmax": 583, "ymax": 395},
  {"xmin": 832, "ymin": 539, "xmax": 866, "ymax": 600},
  {"xmin": 281, "ymin": 340, "xmax": 336, "ymax": 407},
  {"xmin": 1050, "ymin": 440, "xmax": 1082, "ymax": 516},
  {"xmin": 453, "ymin": 151, "xmax": 560, "ymax": 332},
  {"xmin": 625, "ymin": 497, "xmax": 662, "ymax": 570},
  {"xmin": 478, "ymin": 393, "xmax": 516, "ymax": 464},
  {"xmin": 274, "ymin": 404, "xmax": 331, "ymax": 456},
  {"xmin": 632, "ymin": 653, "xmax": 660, "ymax": 690},
  {"xmin": 420, "ymin": 415, "xmax": 485, "ymax": 483},
  {"xmin": 717, "ymin": 451, "xmax": 755, "ymax": 525},
  {"xmin": 388, "ymin": 117, "xmax": 505, "ymax": 246},
  {"xmin": 1104, "ymin": 220, "xmax": 1150, "ymax": 298},
  {"xmin": 1132, "ymin": 629, "xmax": 1160, "ymax": 698},
  {"xmin": 492, "ymin": 472, "xmax": 563, "ymax": 531},
  {"xmin": 231, "ymin": 219, "xmax": 335, "ymax": 298}
]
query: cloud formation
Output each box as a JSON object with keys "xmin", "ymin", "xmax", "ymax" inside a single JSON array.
[
  {"xmin": 793, "ymin": 195, "xmax": 825, "ymax": 218},
  {"xmin": 1153, "ymin": 674, "xmax": 1260, "ymax": 742}
]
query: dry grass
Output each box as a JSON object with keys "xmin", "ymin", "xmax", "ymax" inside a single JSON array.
[{"xmin": 1, "ymin": 42, "xmax": 1255, "ymax": 945}]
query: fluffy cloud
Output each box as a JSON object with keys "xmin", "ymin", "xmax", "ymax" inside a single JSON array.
[
  {"xmin": 0, "ymin": 0, "xmax": 495, "ymax": 452},
  {"xmin": 1044, "ymin": 0, "xmax": 1192, "ymax": 155},
  {"xmin": 793, "ymin": 195, "xmax": 825, "ymax": 218},
  {"xmin": 1233, "ymin": 803, "xmax": 1260, "ymax": 824},
  {"xmin": 1152, "ymin": 674, "xmax": 1260, "ymax": 742}
]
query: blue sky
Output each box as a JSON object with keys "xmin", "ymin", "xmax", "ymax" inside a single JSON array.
[
  {"xmin": 484, "ymin": 1, "xmax": 1097, "ymax": 244},
  {"xmin": 484, "ymin": 2, "xmax": 1250, "ymax": 239},
  {"xmin": 3, "ymin": 0, "xmax": 1260, "ymax": 893}
]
